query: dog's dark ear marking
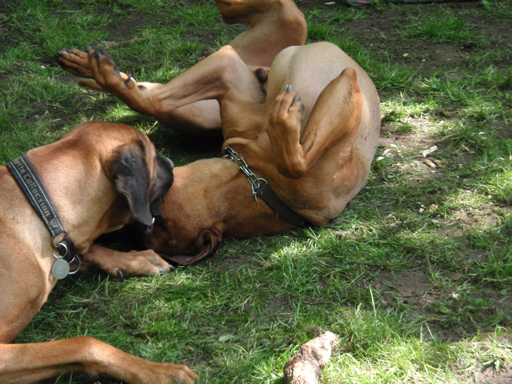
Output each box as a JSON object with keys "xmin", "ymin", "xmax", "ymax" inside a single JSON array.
[
  {"xmin": 149, "ymin": 157, "xmax": 174, "ymax": 216},
  {"xmin": 111, "ymin": 144, "xmax": 153, "ymax": 226}
]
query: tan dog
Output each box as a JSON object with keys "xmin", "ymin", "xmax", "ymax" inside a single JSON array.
[
  {"xmin": 141, "ymin": 42, "xmax": 381, "ymax": 262},
  {"xmin": 55, "ymin": 42, "xmax": 380, "ymax": 263},
  {"xmin": 0, "ymin": 121, "xmax": 198, "ymax": 383},
  {"xmin": 54, "ymin": 1, "xmax": 380, "ymax": 262}
]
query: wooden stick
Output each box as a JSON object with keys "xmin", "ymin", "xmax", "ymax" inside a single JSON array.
[{"xmin": 283, "ymin": 331, "xmax": 337, "ymax": 384}]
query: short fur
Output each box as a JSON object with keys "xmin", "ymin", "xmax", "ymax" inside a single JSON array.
[
  {"xmin": 0, "ymin": 121, "xmax": 198, "ymax": 383},
  {"xmin": 54, "ymin": 1, "xmax": 380, "ymax": 264}
]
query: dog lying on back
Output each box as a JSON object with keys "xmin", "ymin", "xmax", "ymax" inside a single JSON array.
[
  {"xmin": 0, "ymin": 121, "xmax": 198, "ymax": 383},
  {"xmin": 141, "ymin": 42, "xmax": 381, "ymax": 264},
  {"xmin": 55, "ymin": 0, "xmax": 380, "ymax": 264}
]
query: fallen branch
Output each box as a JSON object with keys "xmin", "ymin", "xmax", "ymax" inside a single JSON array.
[{"xmin": 283, "ymin": 331, "xmax": 337, "ymax": 384}]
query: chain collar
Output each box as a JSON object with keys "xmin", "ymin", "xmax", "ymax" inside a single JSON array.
[{"xmin": 223, "ymin": 146, "xmax": 267, "ymax": 201}]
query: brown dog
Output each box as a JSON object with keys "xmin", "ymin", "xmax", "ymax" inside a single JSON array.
[
  {"xmin": 54, "ymin": 1, "xmax": 380, "ymax": 262},
  {"xmin": 56, "ymin": 42, "xmax": 381, "ymax": 263},
  {"xmin": 0, "ymin": 121, "xmax": 198, "ymax": 383},
  {"xmin": 142, "ymin": 43, "xmax": 381, "ymax": 263}
]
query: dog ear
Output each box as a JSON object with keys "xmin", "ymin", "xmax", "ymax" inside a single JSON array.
[
  {"xmin": 149, "ymin": 156, "xmax": 174, "ymax": 217},
  {"xmin": 111, "ymin": 144, "xmax": 153, "ymax": 226},
  {"xmin": 163, "ymin": 228, "xmax": 222, "ymax": 266}
]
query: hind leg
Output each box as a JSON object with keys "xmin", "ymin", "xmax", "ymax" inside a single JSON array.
[
  {"xmin": 267, "ymin": 67, "xmax": 363, "ymax": 179},
  {"xmin": 56, "ymin": 45, "xmax": 263, "ymax": 133},
  {"xmin": 215, "ymin": 0, "xmax": 275, "ymax": 23},
  {"xmin": 56, "ymin": 47, "xmax": 222, "ymax": 132},
  {"xmin": 217, "ymin": 0, "xmax": 307, "ymax": 70}
]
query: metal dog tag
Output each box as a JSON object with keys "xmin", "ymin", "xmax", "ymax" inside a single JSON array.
[{"xmin": 52, "ymin": 258, "xmax": 70, "ymax": 279}]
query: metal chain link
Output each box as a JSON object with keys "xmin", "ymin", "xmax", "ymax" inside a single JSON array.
[{"xmin": 223, "ymin": 146, "xmax": 267, "ymax": 201}]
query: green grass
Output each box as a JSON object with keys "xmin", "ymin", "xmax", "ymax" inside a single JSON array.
[
  {"xmin": 399, "ymin": 8, "xmax": 475, "ymax": 43},
  {"xmin": 2, "ymin": 0, "xmax": 512, "ymax": 383}
]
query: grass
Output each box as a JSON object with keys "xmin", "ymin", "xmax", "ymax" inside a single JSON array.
[
  {"xmin": 398, "ymin": 8, "xmax": 475, "ymax": 43},
  {"xmin": 1, "ymin": 0, "xmax": 512, "ymax": 383}
]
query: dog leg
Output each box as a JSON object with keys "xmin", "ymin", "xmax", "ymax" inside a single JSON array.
[
  {"xmin": 55, "ymin": 45, "xmax": 225, "ymax": 116},
  {"xmin": 215, "ymin": 0, "xmax": 274, "ymax": 23},
  {"xmin": 267, "ymin": 68, "xmax": 363, "ymax": 179},
  {"xmin": 84, "ymin": 45, "xmax": 265, "ymax": 133},
  {"xmin": 80, "ymin": 244, "xmax": 172, "ymax": 278},
  {"xmin": 216, "ymin": 0, "xmax": 307, "ymax": 71},
  {"xmin": 0, "ymin": 338, "xmax": 198, "ymax": 384},
  {"xmin": 55, "ymin": 47, "xmax": 222, "ymax": 132},
  {"xmin": 55, "ymin": 46, "xmax": 261, "ymax": 132}
]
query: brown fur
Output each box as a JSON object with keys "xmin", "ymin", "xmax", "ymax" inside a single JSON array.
[
  {"xmin": 143, "ymin": 44, "xmax": 381, "ymax": 262},
  {"xmin": 55, "ymin": 0, "xmax": 306, "ymax": 134},
  {"xmin": 0, "ymin": 122, "xmax": 198, "ymax": 383},
  {"xmin": 54, "ymin": 1, "xmax": 380, "ymax": 263}
]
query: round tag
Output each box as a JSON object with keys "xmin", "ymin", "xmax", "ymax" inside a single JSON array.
[{"xmin": 52, "ymin": 258, "xmax": 70, "ymax": 279}]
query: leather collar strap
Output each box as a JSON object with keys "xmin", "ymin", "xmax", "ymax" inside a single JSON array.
[
  {"xmin": 223, "ymin": 146, "xmax": 310, "ymax": 228},
  {"xmin": 7, "ymin": 155, "xmax": 77, "ymax": 263},
  {"xmin": 253, "ymin": 182, "xmax": 310, "ymax": 227}
]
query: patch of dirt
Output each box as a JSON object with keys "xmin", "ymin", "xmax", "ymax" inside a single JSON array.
[
  {"xmin": 372, "ymin": 270, "xmax": 439, "ymax": 310},
  {"xmin": 213, "ymin": 253, "xmax": 255, "ymax": 272},
  {"xmin": 371, "ymin": 269, "xmax": 512, "ymax": 341},
  {"xmin": 460, "ymin": 367, "xmax": 512, "ymax": 384}
]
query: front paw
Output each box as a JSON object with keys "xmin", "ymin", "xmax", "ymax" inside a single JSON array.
[
  {"xmin": 113, "ymin": 250, "xmax": 173, "ymax": 278},
  {"xmin": 267, "ymin": 85, "xmax": 308, "ymax": 179},
  {"xmin": 86, "ymin": 48, "xmax": 126, "ymax": 89},
  {"xmin": 271, "ymin": 84, "xmax": 305, "ymax": 133}
]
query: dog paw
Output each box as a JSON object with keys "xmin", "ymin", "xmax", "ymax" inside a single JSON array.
[
  {"xmin": 55, "ymin": 47, "xmax": 94, "ymax": 78},
  {"xmin": 271, "ymin": 84, "xmax": 305, "ymax": 132},
  {"xmin": 267, "ymin": 84, "xmax": 309, "ymax": 179},
  {"xmin": 89, "ymin": 48, "xmax": 121, "ymax": 86},
  {"xmin": 141, "ymin": 362, "xmax": 199, "ymax": 384},
  {"xmin": 112, "ymin": 250, "xmax": 173, "ymax": 278}
]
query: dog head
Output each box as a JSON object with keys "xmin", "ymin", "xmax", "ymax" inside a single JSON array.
[{"xmin": 59, "ymin": 121, "xmax": 174, "ymax": 228}]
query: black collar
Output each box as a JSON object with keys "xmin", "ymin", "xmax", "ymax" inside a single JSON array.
[
  {"xmin": 7, "ymin": 155, "xmax": 80, "ymax": 279},
  {"xmin": 223, "ymin": 146, "xmax": 310, "ymax": 228}
]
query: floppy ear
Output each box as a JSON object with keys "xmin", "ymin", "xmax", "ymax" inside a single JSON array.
[
  {"xmin": 161, "ymin": 228, "xmax": 222, "ymax": 266},
  {"xmin": 111, "ymin": 144, "xmax": 153, "ymax": 226},
  {"xmin": 149, "ymin": 156, "xmax": 174, "ymax": 217}
]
